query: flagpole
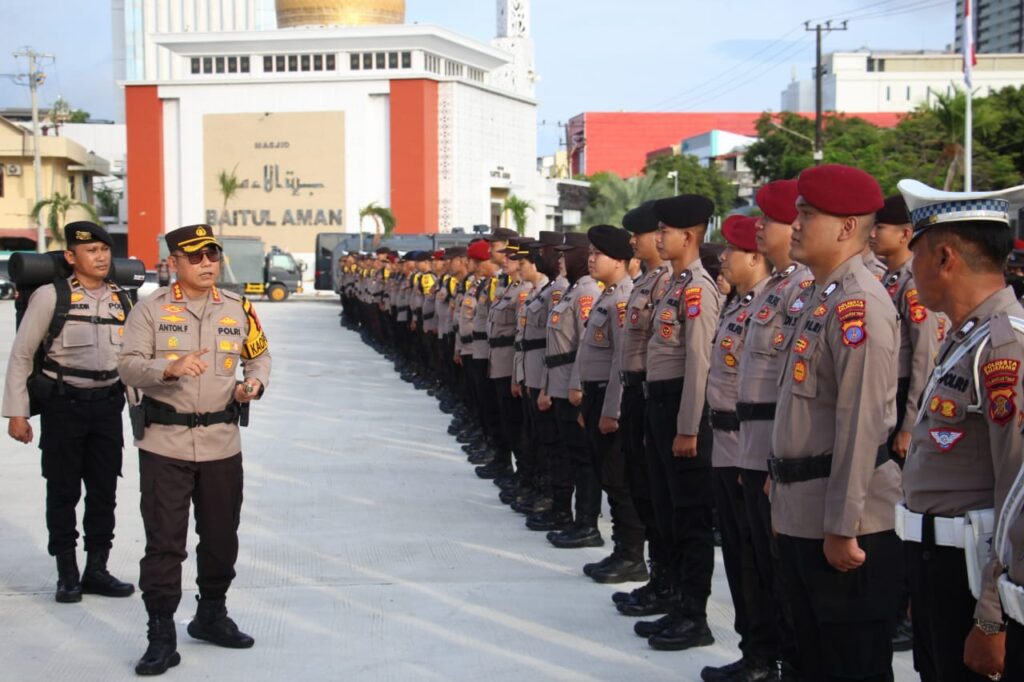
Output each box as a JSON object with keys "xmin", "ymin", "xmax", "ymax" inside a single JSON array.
[
  {"xmin": 965, "ymin": 89, "xmax": 972, "ymax": 192},
  {"xmin": 963, "ymin": 0, "xmax": 974, "ymax": 191}
]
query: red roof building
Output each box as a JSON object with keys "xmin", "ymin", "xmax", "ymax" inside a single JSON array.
[{"xmin": 567, "ymin": 111, "xmax": 904, "ymax": 177}]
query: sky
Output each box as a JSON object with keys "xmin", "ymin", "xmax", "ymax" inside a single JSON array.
[{"xmin": 0, "ymin": 0, "xmax": 957, "ymax": 154}]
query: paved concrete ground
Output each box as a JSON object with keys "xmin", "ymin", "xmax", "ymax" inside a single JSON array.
[{"xmin": 0, "ymin": 297, "xmax": 916, "ymax": 681}]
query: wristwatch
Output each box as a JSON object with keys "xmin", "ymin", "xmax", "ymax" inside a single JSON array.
[{"xmin": 975, "ymin": 618, "xmax": 1006, "ymax": 635}]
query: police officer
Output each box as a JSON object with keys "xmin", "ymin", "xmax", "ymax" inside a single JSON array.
[
  {"xmin": 573, "ymin": 224, "xmax": 646, "ymax": 582},
  {"xmin": 705, "ymin": 215, "xmax": 777, "ymax": 681},
  {"xmin": 614, "ymin": 202, "xmax": 675, "ymax": 616},
  {"xmin": 996, "ymin": 444, "xmax": 1024, "ymax": 680},
  {"xmin": 119, "ymin": 225, "xmax": 272, "ymax": 676},
  {"xmin": 897, "ymin": 180, "xmax": 1024, "ymax": 682},
  {"xmin": 2, "ymin": 222, "xmax": 135, "ymax": 604},
  {"xmin": 770, "ymin": 165, "xmax": 902, "ymax": 681},
  {"xmin": 634, "ymin": 195, "xmax": 723, "ymax": 652}
]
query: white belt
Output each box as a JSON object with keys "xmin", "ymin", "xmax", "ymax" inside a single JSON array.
[
  {"xmin": 999, "ymin": 575, "xmax": 1024, "ymax": 626},
  {"xmin": 894, "ymin": 503, "xmax": 966, "ymax": 548}
]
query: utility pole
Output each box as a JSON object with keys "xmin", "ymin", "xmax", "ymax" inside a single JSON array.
[
  {"xmin": 13, "ymin": 47, "xmax": 55, "ymax": 252},
  {"xmin": 804, "ymin": 20, "xmax": 847, "ymax": 166}
]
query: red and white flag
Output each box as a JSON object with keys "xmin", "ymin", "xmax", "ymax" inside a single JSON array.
[{"xmin": 964, "ymin": 0, "xmax": 977, "ymax": 87}]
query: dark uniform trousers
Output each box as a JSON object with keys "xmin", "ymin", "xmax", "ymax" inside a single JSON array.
[
  {"xmin": 525, "ymin": 387, "xmax": 557, "ymax": 497},
  {"xmin": 551, "ymin": 398, "xmax": 584, "ymax": 519},
  {"xmin": 905, "ymin": 542, "xmax": 991, "ymax": 682},
  {"xmin": 582, "ymin": 383, "xmax": 644, "ymax": 558},
  {"xmin": 644, "ymin": 380, "xmax": 714, "ymax": 616},
  {"xmin": 39, "ymin": 390, "xmax": 125, "ymax": 556},
  {"xmin": 139, "ymin": 450, "xmax": 243, "ymax": 616},
  {"xmin": 621, "ymin": 384, "xmax": 666, "ymax": 565},
  {"xmin": 713, "ymin": 465, "xmax": 777, "ymax": 661},
  {"xmin": 469, "ymin": 359, "xmax": 503, "ymax": 452},
  {"xmin": 739, "ymin": 468, "xmax": 795, "ymax": 670},
  {"xmin": 1006, "ymin": 620, "xmax": 1024, "ymax": 680},
  {"xmin": 777, "ymin": 531, "xmax": 902, "ymax": 682},
  {"xmin": 492, "ymin": 376, "xmax": 523, "ymax": 469}
]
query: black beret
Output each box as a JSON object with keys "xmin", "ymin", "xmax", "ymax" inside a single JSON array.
[
  {"xmin": 165, "ymin": 224, "xmax": 221, "ymax": 254},
  {"xmin": 587, "ymin": 224, "xmax": 633, "ymax": 261},
  {"xmin": 65, "ymin": 221, "xmax": 113, "ymax": 248},
  {"xmin": 413, "ymin": 251, "xmax": 431, "ymax": 262},
  {"xmin": 554, "ymin": 231, "xmax": 590, "ymax": 251},
  {"xmin": 654, "ymin": 194, "xmax": 715, "ymax": 229},
  {"xmin": 487, "ymin": 227, "xmax": 519, "ymax": 242},
  {"xmin": 374, "ymin": 246, "xmax": 391, "ymax": 255},
  {"xmin": 875, "ymin": 194, "xmax": 911, "ymax": 226},
  {"xmin": 622, "ymin": 201, "xmax": 659, "ymax": 234},
  {"xmin": 444, "ymin": 246, "xmax": 467, "ymax": 259},
  {"xmin": 537, "ymin": 230, "xmax": 564, "ymax": 246}
]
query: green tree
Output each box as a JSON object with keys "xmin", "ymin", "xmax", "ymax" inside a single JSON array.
[
  {"xmin": 645, "ymin": 154, "xmax": 738, "ymax": 215},
  {"xmin": 582, "ymin": 173, "xmax": 672, "ymax": 228},
  {"xmin": 69, "ymin": 109, "xmax": 90, "ymax": 123},
  {"xmin": 502, "ymin": 194, "xmax": 533, "ymax": 235},
  {"xmin": 216, "ymin": 165, "xmax": 241, "ymax": 235},
  {"xmin": 31, "ymin": 192, "xmax": 100, "ymax": 246},
  {"xmin": 359, "ymin": 202, "xmax": 397, "ymax": 246},
  {"xmin": 94, "ymin": 186, "xmax": 120, "ymax": 217}
]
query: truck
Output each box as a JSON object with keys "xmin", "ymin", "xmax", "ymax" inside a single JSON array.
[{"xmin": 160, "ymin": 235, "xmax": 304, "ymax": 301}]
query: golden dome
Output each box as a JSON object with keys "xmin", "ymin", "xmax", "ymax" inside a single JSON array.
[{"xmin": 275, "ymin": 0, "xmax": 406, "ymax": 27}]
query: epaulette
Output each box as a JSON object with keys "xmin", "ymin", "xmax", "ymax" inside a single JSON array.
[{"xmin": 990, "ymin": 313, "xmax": 1021, "ymax": 349}]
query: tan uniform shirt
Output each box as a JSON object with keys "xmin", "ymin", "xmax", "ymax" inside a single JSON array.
[
  {"xmin": 513, "ymin": 276, "xmax": 545, "ymax": 385},
  {"xmin": 771, "ymin": 255, "xmax": 902, "ymax": 539},
  {"xmin": 620, "ymin": 264, "xmax": 673, "ymax": 374},
  {"xmin": 736, "ymin": 264, "xmax": 810, "ymax": 472},
  {"xmin": 118, "ymin": 284, "xmax": 272, "ymax": 462},
  {"xmin": 3, "ymin": 278, "xmax": 128, "ymax": 417},
  {"xmin": 523, "ymin": 276, "xmax": 565, "ymax": 390},
  {"xmin": 575, "ymin": 275, "xmax": 633, "ymax": 419},
  {"xmin": 436, "ymin": 274, "xmax": 452, "ymax": 336},
  {"xmin": 489, "ymin": 279, "xmax": 530, "ymax": 379},
  {"xmin": 396, "ymin": 275, "xmax": 411, "ymax": 323},
  {"xmin": 471, "ymin": 276, "xmax": 492, "ymax": 360},
  {"xmin": 544, "ymin": 275, "xmax": 602, "ymax": 400},
  {"xmin": 708, "ymin": 279, "xmax": 770, "ymax": 469},
  {"xmin": 904, "ymin": 287, "xmax": 1024, "ymax": 622},
  {"xmin": 455, "ymin": 275, "xmax": 476, "ymax": 356},
  {"xmin": 882, "ymin": 258, "xmax": 945, "ymax": 433},
  {"xmin": 421, "ymin": 273, "xmax": 438, "ymax": 334},
  {"xmin": 863, "ymin": 251, "xmax": 887, "ymax": 281},
  {"xmin": 645, "ymin": 259, "xmax": 723, "ymax": 436}
]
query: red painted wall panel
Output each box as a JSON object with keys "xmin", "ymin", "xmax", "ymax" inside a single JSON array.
[
  {"xmin": 389, "ymin": 79, "xmax": 439, "ymax": 234},
  {"xmin": 125, "ymin": 85, "xmax": 164, "ymax": 268}
]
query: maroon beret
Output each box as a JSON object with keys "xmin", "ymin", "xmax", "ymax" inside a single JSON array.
[
  {"xmin": 722, "ymin": 215, "xmax": 758, "ymax": 252},
  {"xmin": 467, "ymin": 240, "xmax": 491, "ymax": 261},
  {"xmin": 755, "ymin": 180, "xmax": 799, "ymax": 225},
  {"xmin": 797, "ymin": 164, "xmax": 884, "ymax": 216}
]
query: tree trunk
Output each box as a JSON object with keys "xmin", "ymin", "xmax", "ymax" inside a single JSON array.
[{"xmin": 943, "ymin": 146, "xmax": 963, "ymax": 192}]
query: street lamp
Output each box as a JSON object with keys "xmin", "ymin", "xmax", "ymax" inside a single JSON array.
[
  {"xmin": 667, "ymin": 170, "xmax": 679, "ymax": 196},
  {"xmin": 770, "ymin": 121, "xmax": 823, "ymax": 162}
]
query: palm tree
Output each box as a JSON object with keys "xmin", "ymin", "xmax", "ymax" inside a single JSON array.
[
  {"xmin": 582, "ymin": 173, "xmax": 672, "ymax": 228},
  {"xmin": 502, "ymin": 195, "xmax": 533, "ymax": 235},
  {"xmin": 216, "ymin": 165, "xmax": 241, "ymax": 235},
  {"xmin": 359, "ymin": 202, "xmax": 397, "ymax": 246},
  {"xmin": 31, "ymin": 192, "xmax": 100, "ymax": 247}
]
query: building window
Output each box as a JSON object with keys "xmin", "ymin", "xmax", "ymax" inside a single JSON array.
[
  {"xmin": 191, "ymin": 57, "xmax": 201, "ymax": 74},
  {"xmin": 424, "ymin": 54, "xmax": 441, "ymax": 73},
  {"xmin": 886, "ymin": 86, "xmax": 891, "ymax": 101},
  {"xmin": 264, "ymin": 55, "xmax": 273, "ymax": 72},
  {"xmin": 301, "ymin": 54, "xmax": 310, "ymax": 71},
  {"xmin": 276, "ymin": 55, "xmax": 285, "ymax": 71},
  {"xmin": 215, "ymin": 57, "xmax": 225, "ymax": 73},
  {"xmin": 363, "ymin": 53, "xmax": 372, "ymax": 69},
  {"xmin": 203, "ymin": 57, "xmax": 213, "ymax": 73},
  {"xmin": 288, "ymin": 55, "xmax": 297, "ymax": 71},
  {"xmin": 326, "ymin": 54, "xmax": 335, "ymax": 70},
  {"xmin": 401, "ymin": 51, "xmax": 411, "ymax": 68},
  {"xmin": 350, "ymin": 53, "xmax": 360, "ymax": 70},
  {"xmin": 240, "ymin": 56, "xmax": 249, "ymax": 73},
  {"xmin": 388, "ymin": 52, "xmax": 398, "ymax": 69},
  {"xmin": 375, "ymin": 52, "xmax": 385, "ymax": 69},
  {"xmin": 314, "ymin": 54, "xmax": 323, "ymax": 70},
  {"xmin": 228, "ymin": 56, "xmax": 238, "ymax": 73},
  {"xmin": 906, "ymin": 85, "xmax": 911, "ymax": 100},
  {"xmin": 0, "ymin": 168, "xmax": 4, "ymax": 198}
]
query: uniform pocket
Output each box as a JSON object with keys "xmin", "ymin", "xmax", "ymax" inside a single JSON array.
[
  {"xmin": 156, "ymin": 332, "xmax": 193, "ymax": 360},
  {"xmin": 61, "ymin": 323, "xmax": 95, "ymax": 348},
  {"xmin": 215, "ymin": 336, "xmax": 242, "ymax": 377},
  {"xmin": 110, "ymin": 326, "xmax": 125, "ymax": 346}
]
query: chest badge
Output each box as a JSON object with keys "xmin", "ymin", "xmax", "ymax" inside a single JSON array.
[{"xmin": 928, "ymin": 428, "xmax": 965, "ymax": 452}]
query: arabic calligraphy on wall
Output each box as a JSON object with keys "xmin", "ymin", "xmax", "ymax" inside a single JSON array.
[{"xmin": 203, "ymin": 111, "xmax": 347, "ymax": 254}]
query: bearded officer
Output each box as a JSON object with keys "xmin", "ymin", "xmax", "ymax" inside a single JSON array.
[
  {"xmin": 770, "ymin": 165, "xmax": 902, "ymax": 681},
  {"xmin": 3, "ymin": 222, "xmax": 135, "ymax": 604},
  {"xmin": 897, "ymin": 180, "xmax": 1024, "ymax": 682},
  {"xmin": 119, "ymin": 225, "xmax": 271, "ymax": 676}
]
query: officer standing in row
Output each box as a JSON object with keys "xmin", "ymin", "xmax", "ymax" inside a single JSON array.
[
  {"xmin": 770, "ymin": 165, "xmax": 903, "ymax": 681},
  {"xmin": 119, "ymin": 225, "xmax": 272, "ymax": 676},
  {"xmin": 897, "ymin": 180, "xmax": 1024, "ymax": 681},
  {"xmin": 3, "ymin": 222, "xmax": 135, "ymax": 604},
  {"xmin": 635, "ymin": 195, "xmax": 723, "ymax": 652},
  {"xmin": 705, "ymin": 215, "xmax": 777, "ymax": 682},
  {"xmin": 574, "ymin": 225, "xmax": 645, "ymax": 582}
]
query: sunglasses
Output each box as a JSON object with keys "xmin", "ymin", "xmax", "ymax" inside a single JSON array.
[{"xmin": 173, "ymin": 249, "xmax": 222, "ymax": 265}]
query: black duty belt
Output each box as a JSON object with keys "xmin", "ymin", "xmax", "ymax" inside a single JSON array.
[
  {"xmin": 545, "ymin": 351, "xmax": 577, "ymax": 368},
  {"xmin": 489, "ymin": 335, "xmax": 515, "ymax": 348},
  {"xmin": 619, "ymin": 370, "xmax": 646, "ymax": 387},
  {"xmin": 642, "ymin": 377, "xmax": 684, "ymax": 400},
  {"xmin": 582, "ymin": 381, "xmax": 609, "ymax": 393},
  {"xmin": 736, "ymin": 402, "xmax": 776, "ymax": 422},
  {"xmin": 709, "ymin": 409, "xmax": 740, "ymax": 432},
  {"xmin": 768, "ymin": 445, "xmax": 891, "ymax": 484},
  {"xmin": 422, "ymin": 312, "xmax": 435, "ymax": 321},
  {"xmin": 53, "ymin": 380, "xmax": 123, "ymax": 402},
  {"xmin": 516, "ymin": 338, "xmax": 546, "ymax": 352},
  {"xmin": 459, "ymin": 334, "xmax": 473, "ymax": 344},
  {"xmin": 472, "ymin": 331, "xmax": 488, "ymax": 341},
  {"xmin": 41, "ymin": 358, "xmax": 120, "ymax": 382},
  {"xmin": 142, "ymin": 397, "xmax": 241, "ymax": 429},
  {"xmin": 399, "ymin": 306, "xmax": 410, "ymax": 313}
]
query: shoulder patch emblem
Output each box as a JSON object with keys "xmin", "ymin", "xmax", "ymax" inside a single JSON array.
[
  {"xmin": 616, "ymin": 300, "xmax": 627, "ymax": 327},
  {"xmin": 929, "ymin": 428, "xmax": 965, "ymax": 452},
  {"xmin": 841, "ymin": 319, "xmax": 867, "ymax": 348},
  {"xmin": 984, "ymin": 358, "xmax": 1020, "ymax": 426},
  {"xmin": 837, "ymin": 299, "xmax": 866, "ymax": 321},
  {"xmin": 684, "ymin": 287, "xmax": 702, "ymax": 319},
  {"xmin": 578, "ymin": 295, "xmax": 594, "ymax": 321}
]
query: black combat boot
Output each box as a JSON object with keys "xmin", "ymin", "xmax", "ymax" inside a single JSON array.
[
  {"xmin": 617, "ymin": 561, "xmax": 676, "ymax": 616},
  {"xmin": 186, "ymin": 596, "xmax": 255, "ymax": 649},
  {"xmin": 81, "ymin": 549, "xmax": 135, "ymax": 597},
  {"xmin": 135, "ymin": 614, "xmax": 180, "ymax": 676},
  {"xmin": 54, "ymin": 551, "xmax": 82, "ymax": 603}
]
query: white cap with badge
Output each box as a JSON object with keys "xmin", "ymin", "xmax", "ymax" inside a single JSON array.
[{"xmin": 897, "ymin": 179, "xmax": 1024, "ymax": 246}]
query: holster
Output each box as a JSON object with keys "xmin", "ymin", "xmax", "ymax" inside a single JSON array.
[
  {"xmin": 128, "ymin": 400, "xmax": 147, "ymax": 440},
  {"xmin": 26, "ymin": 374, "xmax": 56, "ymax": 415},
  {"xmin": 238, "ymin": 401, "xmax": 250, "ymax": 427}
]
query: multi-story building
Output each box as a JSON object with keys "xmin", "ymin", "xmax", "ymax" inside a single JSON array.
[
  {"xmin": 955, "ymin": 0, "xmax": 1024, "ymax": 55},
  {"xmin": 781, "ymin": 50, "xmax": 1024, "ymax": 113}
]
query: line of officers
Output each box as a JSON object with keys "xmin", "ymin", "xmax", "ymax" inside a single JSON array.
[{"xmin": 340, "ymin": 165, "xmax": 1024, "ymax": 682}]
